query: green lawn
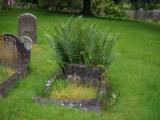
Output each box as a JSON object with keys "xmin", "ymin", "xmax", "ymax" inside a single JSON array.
[{"xmin": 0, "ymin": 9, "xmax": 160, "ymax": 120}]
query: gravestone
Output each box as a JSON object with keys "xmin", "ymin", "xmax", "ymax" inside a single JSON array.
[
  {"xmin": 0, "ymin": 33, "xmax": 32, "ymax": 71},
  {"xmin": 0, "ymin": 34, "xmax": 18, "ymax": 67},
  {"xmin": 0, "ymin": 34, "xmax": 32, "ymax": 97},
  {"xmin": 139, "ymin": 8, "xmax": 146, "ymax": 20},
  {"xmin": 152, "ymin": 10, "xmax": 160, "ymax": 20},
  {"xmin": 18, "ymin": 13, "xmax": 37, "ymax": 43}
]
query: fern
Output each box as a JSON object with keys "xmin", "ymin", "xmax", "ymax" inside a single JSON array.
[{"xmin": 46, "ymin": 16, "xmax": 118, "ymax": 69}]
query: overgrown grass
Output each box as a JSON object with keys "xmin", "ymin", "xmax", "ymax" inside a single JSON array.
[
  {"xmin": 0, "ymin": 66, "xmax": 15, "ymax": 84},
  {"xmin": 50, "ymin": 79, "xmax": 97, "ymax": 100},
  {"xmin": 0, "ymin": 9, "xmax": 160, "ymax": 120}
]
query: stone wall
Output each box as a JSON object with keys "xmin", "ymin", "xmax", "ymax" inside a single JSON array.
[{"xmin": 126, "ymin": 9, "xmax": 160, "ymax": 20}]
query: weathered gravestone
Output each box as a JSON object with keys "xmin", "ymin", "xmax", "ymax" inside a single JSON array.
[
  {"xmin": 0, "ymin": 33, "xmax": 32, "ymax": 71},
  {"xmin": 18, "ymin": 13, "xmax": 37, "ymax": 44},
  {"xmin": 0, "ymin": 33, "xmax": 32, "ymax": 96},
  {"xmin": 0, "ymin": 34, "xmax": 18, "ymax": 67}
]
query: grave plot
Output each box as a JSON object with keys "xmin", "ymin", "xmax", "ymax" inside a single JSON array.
[
  {"xmin": 0, "ymin": 33, "xmax": 32, "ymax": 97},
  {"xmin": 33, "ymin": 64, "xmax": 107, "ymax": 112},
  {"xmin": 0, "ymin": 13, "xmax": 36, "ymax": 97},
  {"xmin": 33, "ymin": 16, "xmax": 116, "ymax": 112}
]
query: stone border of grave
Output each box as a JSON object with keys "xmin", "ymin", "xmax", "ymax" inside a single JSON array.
[
  {"xmin": 0, "ymin": 33, "xmax": 32, "ymax": 97},
  {"xmin": 0, "ymin": 71, "xmax": 25, "ymax": 97},
  {"xmin": 33, "ymin": 64, "xmax": 107, "ymax": 112}
]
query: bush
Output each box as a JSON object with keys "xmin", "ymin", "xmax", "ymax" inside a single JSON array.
[
  {"xmin": 92, "ymin": 0, "xmax": 126, "ymax": 17},
  {"xmin": 38, "ymin": 0, "xmax": 82, "ymax": 10},
  {"xmin": 20, "ymin": 0, "xmax": 38, "ymax": 4},
  {"xmin": 0, "ymin": 0, "xmax": 2, "ymax": 8},
  {"xmin": 47, "ymin": 16, "xmax": 117, "ymax": 69}
]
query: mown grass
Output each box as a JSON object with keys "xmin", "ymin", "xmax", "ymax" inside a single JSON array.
[{"xmin": 0, "ymin": 9, "xmax": 160, "ymax": 120}]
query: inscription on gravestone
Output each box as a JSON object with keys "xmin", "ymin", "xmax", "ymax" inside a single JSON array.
[
  {"xmin": 0, "ymin": 34, "xmax": 18, "ymax": 66},
  {"xmin": 0, "ymin": 33, "xmax": 32, "ymax": 70},
  {"xmin": 18, "ymin": 13, "xmax": 37, "ymax": 43}
]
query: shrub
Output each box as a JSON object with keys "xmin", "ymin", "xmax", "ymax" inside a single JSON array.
[
  {"xmin": 46, "ymin": 16, "xmax": 117, "ymax": 69},
  {"xmin": 0, "ymin": 0, "xmax": 2, "ymax": 8},
  {"xmin": 92, "ymin": 0, "xmax": 126, "ymax": 17},
  {"xmin": 38, "ymin": 0, "xmax": 82, "ymax": 10}
]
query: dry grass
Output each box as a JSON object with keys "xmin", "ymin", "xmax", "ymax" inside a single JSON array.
[
  {"xmin": 50, "ymin": 82, "xmax": 98, "ymax": 100},
  {"xmin": 0, "ymin": 66, "xmax": 15, "ymax": 84}
]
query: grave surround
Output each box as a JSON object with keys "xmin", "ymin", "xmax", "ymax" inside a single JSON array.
[
  {"xmin": 33, "ymin": 64, "xmax": 107, "ymax": 112},
  {"xmin": 0, "ymin": 13, "xmax": 34, "ymax": 97},
  {"xmin": 0, "ymin": 33, "xmax": 32, "ymax": 96}
]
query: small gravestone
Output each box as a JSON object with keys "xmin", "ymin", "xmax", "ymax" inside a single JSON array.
[
  {"xmin": 18, "ymin": 13, "xmax": 37, "ymax": 43},
  {"xmin": 139, "ymin": 8, "xmax": 146, "ymax": 20},
  {"xmin": 152, "ymin": 10, "xmax": 160, "ymax": 20}
]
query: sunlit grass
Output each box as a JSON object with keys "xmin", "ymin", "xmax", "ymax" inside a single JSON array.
[
  {"xmin": 50, "ymin": 80, "xmax": 97, "ymax": 100},
  {"xmin": 0, "ymin": 66, "xmax": 15, "ymax": 84},
  {"xmin": 0, "ymin": 8, "xmax": 159, "ymax": 120}
]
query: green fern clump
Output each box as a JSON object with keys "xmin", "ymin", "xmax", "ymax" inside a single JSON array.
[{"xmin": 46, "ymin": 16, "xmax": 117, "ymax": 69}]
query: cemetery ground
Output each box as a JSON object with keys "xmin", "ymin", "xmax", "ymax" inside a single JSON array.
[
  {"xmin": 0, "ymin": 66, "xmax": 15, "ymax": 84},
  {"xmin": 0, "ymin": 9, "xmax": 160, "ymax": 120}
]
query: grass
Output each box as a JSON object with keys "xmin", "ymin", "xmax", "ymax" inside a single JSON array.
[
  {"xmin": 0, "ymin": 66, "xmax": 15, "ymax": 84},
  {"xmin": 0, "ymin": 8, "xmax": 160, "ymax": 120},
  {"xmin": 50, "ymin": 80, "xmax": 97, "ymax": 100}
]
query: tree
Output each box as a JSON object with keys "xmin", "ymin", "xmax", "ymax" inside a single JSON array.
[
  {"xmin": 82, "ymin": 0, "xmax": 91, "ymax": 15},
  {"xmin": 130, "ymin": 0, "xmax": 152, "ymax": 9},
  {"xmin": 2, "ymin": 0, "xmax": 9, "ymax": 9},
  {"xmin": 113, "ymin": 0, "xmax": 121, "ymax": 4}
]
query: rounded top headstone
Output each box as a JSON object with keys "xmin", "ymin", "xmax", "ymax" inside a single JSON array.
[
  {"xmin": 1, "ymin": 33, "xmax": 31, "ymax": 70},
  {"xmin": 18, "ymin": 13, "xmax": 37, "ymax": 44},
  {"xmin": 18, "ymin": 13, "xmax": 37, "ymax": 20}
]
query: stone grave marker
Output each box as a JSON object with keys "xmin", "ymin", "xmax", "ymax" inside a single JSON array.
[
  {"xmin": 0, "ymin": 33, "xmax": 32, "ymax": 97},
  {"xmin": 18, "ymin": 13, "xmax": 37, "ymax": 43},
  {"xmin": 0, "ymin": 34, "xmax": 18, "ymax": 67},
  {"xmin": 0, "ymin": 33, "xmax": 32, "ymax": 71}
]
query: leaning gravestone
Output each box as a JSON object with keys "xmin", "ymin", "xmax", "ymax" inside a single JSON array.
[{"xmin": 18, "ymin": 13, "xmax": 37, "ymax": 44}]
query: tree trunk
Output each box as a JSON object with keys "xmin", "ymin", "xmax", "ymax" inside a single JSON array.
[
  {"xmin": 82, "ymin": 0, "xmax": 91, "ymax": 16},
  {"xmin": 2, "ymin": 0, "xmax": 9, "ymax": 9},
  {"xmin": 131, "ymin": 0, "xmax": 139, "ymax": 19}
]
